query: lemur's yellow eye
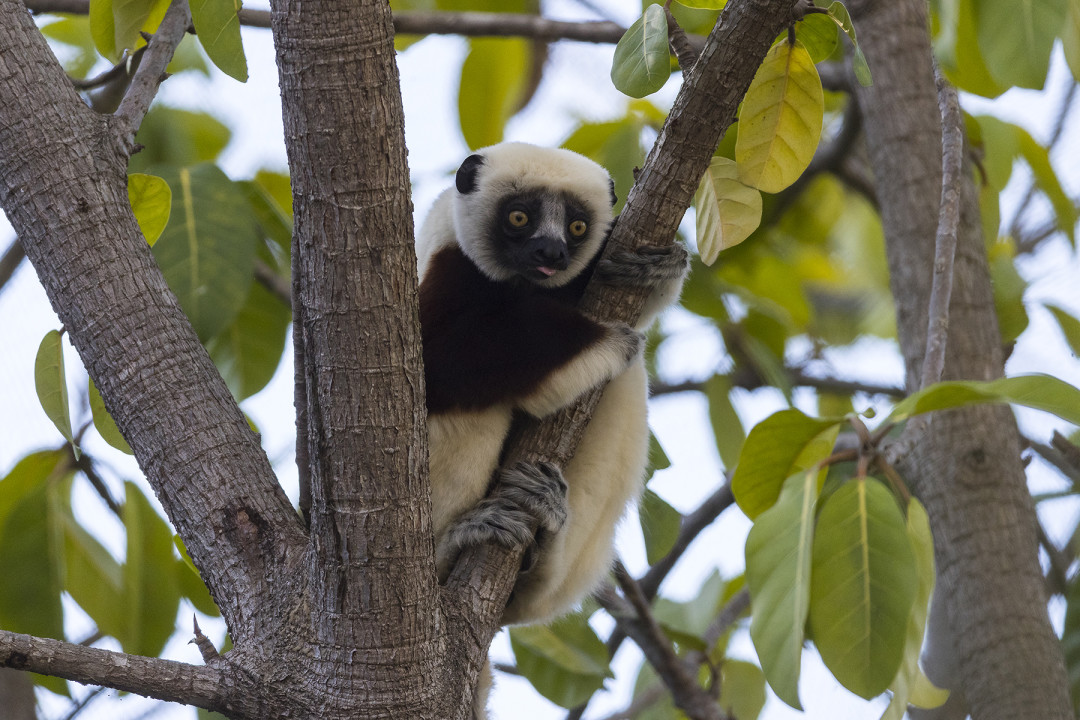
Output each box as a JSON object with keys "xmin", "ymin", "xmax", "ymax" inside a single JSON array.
[
  {"xmin": 569, "ymin": 220, "xmax": 588, "ymax": 237},
  {"xmin": 508, "ymin": 210, "xmax": 529, "ymax": 227}
]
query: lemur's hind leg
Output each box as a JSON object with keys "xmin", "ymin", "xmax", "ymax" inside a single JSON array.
[{"xmin": 437, "ymin": 462, "xmax": 567, "ymax": 578}]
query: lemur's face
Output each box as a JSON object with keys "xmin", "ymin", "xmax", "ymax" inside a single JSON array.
[
  {"xmin": 488, "ymin": 189, "xmax": 596, "ymax": 284},
  {"xmin": 452, "ymin": 143, "xmax": 615, "ymax": 288}
]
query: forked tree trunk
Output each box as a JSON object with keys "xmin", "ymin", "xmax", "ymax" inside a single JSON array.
[{"xmin": 850, "ymin": 1, "xmax": 1072, "ymax": 718}]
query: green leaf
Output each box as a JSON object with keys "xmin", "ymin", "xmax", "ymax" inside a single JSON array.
[
  {"xmin": 511, "ymin": 613, "xmax": 612, "ymax": 708},
  {"xmin": 746, "ymin": 470, "xmax": 819, "ymax": 709},
  {"xmin": 34, "ymin": 329, "xmax": 77, "ymax": 457},
  {"xmin": 1046, "ymin": 304, "xmax": 1080, "ymax": 357},
  {"xmin": 887, "ymin": 374, "xmax": 1080, "ymax": 426},
  {"xmin": 940, "ymin": 0, "xmax": 1006, "ymax": 97},
  {"xmin": 89, "ymin": 377, "xmax": 133, "ymax": 454},
  {"xmin": 151, "ymin": 164, "xmax": 258, "ymax": 342},
  {"xmin": 240, "ymin": 179, "xmax": 294, "ymax": 272},
  {"xmin": 189, "ymin": 0, "xmax": 248, "ymax": 81},
  {"xmin": 459, "ymin": 37, "xmax": 531, "ymax": 149},
  {"xmin": 731, "ymin": 409, "xmax": 844, "ymax": 519},
  {"xmin": 1015, "ymin": 126, "xmax": 1077, "ymax": 245},
  {"xmin": 987, "ymin": 240, "xmax": 1029, "ymax": 344},
  {"xmin": 675, "ymin": 0, "xmax": 726, "ymax": 9},
  {"xmin": 91, "ymin": 0, "xmax": 170, "ymax": 60},
  {"xmin": 0, "ymin": 452, "xmax": 71, "ymax": 642},
  {"xmin": 175, "ymin": 545, "xmax": 220, "ymax": 618},
  {"xmin": 129, "ymin": 107, "xmax": 232, "ymax": 172},
  {"xmin": 695, "ymin": 157, "xmax": 763, "ymax": 264},
  {"xmin": 57, "ymin": 495, "xmax": 125, "ymax": 640},
  {"xmin": 974, "ymin": 0, "xmax": 1066, "ymax": 89},
  {"xmin": 640, "ymin": 489, "xmax": 682, "ymax": 565},
  {"xmin": 652, "ymin": 573, "xmax": 729, "ymax": 653},
  {"xmin": 89, "ymin": 0, "xmax": 119, "ymax": 59},
  {"xmin": 881, "ymin": 498, "xmax": 948, "ymax": 718},
  {"xmin": 40, "ymin": 16, "xmax": 98, "ymax": 77},
  {"xmin": 128, "ymin": 173, "xmax": 172, "ymax": 246},
  {"xmin": 611, "ymin": 5, "xmax": 671, "ymax": 98},
  {"xmin": 971, "ymin": 115, "xmax": 1019, "ymax": 191},
  {"xmin": 827, "ymin": 2, "xmax": 871, "ymax": 85},
  {"xmin": 809, "ymin": 478, "xmax": 917, "ymax": 699},
  {"xmin": 1065, "ymin": 0, "xmax": 1080, "ymax": 82},
  {"xmin": 704, "ymin": 374, "xmax": 746, "ymax": 470},
  {"xmin": 719, "ymin": 660, "xmax": 767, "ymax": 720},
  {"xmin": 121, "ymin": 482, "xmax": 180, "ymax": 656},
  {"xmin": 736, "ymin": 40, "xmax": 824, "ymax": 193},
  {"xmin": 205, "ymin": 280, "xmax": 291, "ymax": 401},
  {"xmin": 797, "ymin": 12, "xmax": 839, "ymax": 63},
  {"xmin": 647, "ymin": 431, "xmax": 672, "ymax": 473}
]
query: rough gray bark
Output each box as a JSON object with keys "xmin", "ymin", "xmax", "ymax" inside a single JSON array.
[
  {"xmin": 269, "ymin": 0, "xmax": 441, "ymax": 715},
  {"xmin": 0, "ymin": 0, "xmax": 304, "ymax": 649},
  {"xmin": 849, "ymin": 1, "xmax": 1072, "ymax": 718}
]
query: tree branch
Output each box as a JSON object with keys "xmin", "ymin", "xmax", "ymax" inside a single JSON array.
[
  {"xmin": 112, "ymin": 0, "xmax": 189, "ymax": 146},
  {"xmin": 0, "ymin": 0, "xmax": 305, "ymax": 647},
  {"xmin": 650, "ymin": 367, "xmax": 905, "ymax": 398},
  {"xmin": 0, "ymin": 629, "xmax": 234, "ymax": 712},
  {"xmin": 606, "ymin": 565, "xmax": 724, "ymax": 720},
  {"xmin": 567, "ymin": 483, "xmax": 735, "ymax": 720},
  {"xmin": 919, "ymin": 65, "xmax": 962, "ymax": 391},
  {"xmin": 1008, "ymin": 78, "xmax": 1077, "ymax": 243},
  {"xmin": 24, "ymin": 1, "xmax": 639, "ymax": 45}
]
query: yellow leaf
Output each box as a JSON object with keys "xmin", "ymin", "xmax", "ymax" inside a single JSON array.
[
  {"xmin": 736, "ymin": 41, "xmax": 823, "ymax": 193},
  {"xmin": 694, "ymin": 157, "xmax": 762, "ymax": 264}
]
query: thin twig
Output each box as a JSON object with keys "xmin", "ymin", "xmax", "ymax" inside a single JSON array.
[
  {"xmin": 254, "ymin": 259, "xmax": 292, "ymax": 308},
  {"xmin": 59, "ymin": 686, "xmax": 107, "ymax": 720},
  {"xmin": 1037, "ymin": 522, "xmax": 1071, "ymax": 596},
  {"xmin": 0, "ymin": 236, "xmax": 26, "ymax": 293},
  {"xmin": 1008, "ymin": 79, "xmax": 1077, "ymax": 242},
  {"xmin": 665, "ymin": 7, "xmax": 698, "ymax": 72},
  {"xmin": 609, "ymin": 564, "xmax": 724, "ymax": 720},
  {"xmin": 69, "ymin": 52, "xmax": 139, "ymax": 90},
  {"xmin": 71, "ymin": 452, "xmax": 123, "ymax": 517},
  {"xmin": 25, "ymin": 1, "xmax": 636, "ymax": 44},
  {"xmin": 702, "ymin": 588, "xmax": 749, "ymax": 650},
  {"xmin": 596, "ymin": 683, "xmax": 668, "ymax": 720},
  {"xmin": 113, "ymin": 0, "xmax": 191, "ymax": 147},
  {"xmin": 1030, "ymin": 440, "xmax": 1080, "ymax": 485},
  {"xmin": 919, "ymin": 65, "xmax": 963, "ymax": 391},
  {"xmin": 650, "ymin": 368, "xmax": 905, "ymax": 399},
  {"xmin": 770, "ymin": 98, "xmax": 862, "ymax": 219}
]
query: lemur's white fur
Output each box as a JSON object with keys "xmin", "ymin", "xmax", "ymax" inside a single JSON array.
[{"xmin": 416, "ymin": 142, "xmax": 684, "ymax": 719}]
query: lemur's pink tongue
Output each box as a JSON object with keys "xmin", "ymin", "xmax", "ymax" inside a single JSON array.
[{"xmin": 537, "ymin": 266, "xmax": 557, "ymax": 277}]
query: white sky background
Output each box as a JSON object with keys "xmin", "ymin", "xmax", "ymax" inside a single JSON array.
[{"xmin": 1, "ymin": 1, "xmax": 1079, "ymax": 718}]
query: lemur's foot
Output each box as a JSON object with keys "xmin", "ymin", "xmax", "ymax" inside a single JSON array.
[
  {"xmin": 438, "ymin": 462, "xmax": 568, "ymax": 576},
  {"xmin": 596, "ymin": 243, "xmax": 690, "ymax": 286},
  {"xmin": 499, "ymin": 461, "xmax": 568, "ymax": 534}
]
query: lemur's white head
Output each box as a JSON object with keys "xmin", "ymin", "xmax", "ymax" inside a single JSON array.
[{"xmin": 452, "ymin": 142, "xmax": 616, "ymax": 288}]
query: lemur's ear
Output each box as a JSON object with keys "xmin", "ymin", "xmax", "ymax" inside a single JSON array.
[{"xmin": 456, "ymin": 154, "xmax": 486, "ymax": 194}]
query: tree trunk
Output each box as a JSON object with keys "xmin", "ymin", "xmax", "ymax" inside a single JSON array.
[{"xmin": 850, "ymin": 1, "xmax": 1072, "ymax": 718}]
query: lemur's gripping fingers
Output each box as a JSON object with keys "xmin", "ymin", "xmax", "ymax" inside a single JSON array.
[
  {"xmin": 442, "ymin": 497, "xmax": 536, "ymax": 567},
  {"xmin": 605, "ymin": 322, "xmax": 646, "ymax": 366},
  {"xmin": 596, "ymin": 243, "xmax": 690, "ymax": 287},
  {"xmin": 441, "ymin": 462, "xmax": 568, "ymax": 572},
  {"xmin": 500, "ymin": 461, "xmax": 569, "ymax": 534}
]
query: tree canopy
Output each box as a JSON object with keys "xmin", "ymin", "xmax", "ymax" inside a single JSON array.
[{"xmin": 0, "ymin": 0, "xmax": 1079, "ymax": 719}]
